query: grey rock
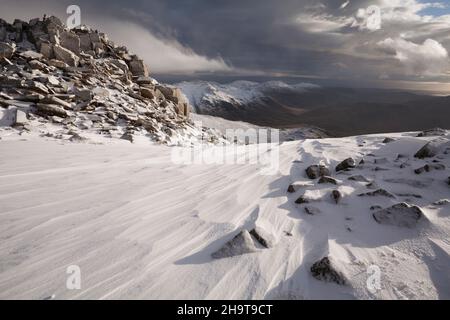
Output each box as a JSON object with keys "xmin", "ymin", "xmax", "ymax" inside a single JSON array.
[
  {"xmin": 358, "ymin": 189, "xmax": 395, "ymax": 198},
  {"xmin": 348, "ymin": 175, "xmax": 370, "ymax": 182},
  {"xmin": 310, "ymin": 257, "xmax": 347, "ymax": 285},
  {"xmin": 211, "ymin": 230, "xmax": 257, "ymax": 259},
  {"xmin": 287, "ymin": 184, "xmax": 296, "ymax": 193},
  {"xmin": 295, "ymin": 195, "xmax": 309, "ymax": 204},
  {"xmin": 318, "ymin": 176, "xmax": 338, "ymax": 185},
  {"xmin": 414, "ymin": 164, "xmax": 446, "ymax": 174},
  {"xmin": 305, "ymin": 164, "xmax": 330, "ymax": 179},
  {"xmin": 304, "ymin": 206, "xmax": 321, "ymax": 215},
  {"xmin": 336, "ymin": 158, "xmax": 356, "ymax": 172},
  {"xmin": 331, "ymin": 190, "xmax": 342, "ymax": 204},
  {"xmin": 0, "ymin": 42, "xmax": 15, "ymax": 59},
  {"xmin": 414, "ymin": 138, "xmax": 449, "ymax": 159},
  {"xmin": 417, "ymin": 128, "xmax": 447, "ymax": 137},
  {"xmin": 373, "ymin": 203, "xmax": 423, "ymax": 228},
  {"xmin": 35, "ymin": 103, "xmax": 67, "ymax": 118},
  {"xmin": 382, "ymin": 137, "xmax": 395, "ymax": 143},
  {"xmin": 249, "ymin": 228, "xmax": 270, "ymax": 248},
  {"xmin": 15, "ymin": 109, "xmax": 28, "ymax": 125},
  {"xmin": 53, "ymin": 44, "xmax": 79, "ymax": 67},
  {"xmin": 129, "ymin": 58, "xmax": 149, "ymax": 77}
]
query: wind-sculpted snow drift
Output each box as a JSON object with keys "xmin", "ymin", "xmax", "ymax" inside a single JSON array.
[{"xmin": 0, "ymin": 127, "xmax": 449, "ymax": 299}]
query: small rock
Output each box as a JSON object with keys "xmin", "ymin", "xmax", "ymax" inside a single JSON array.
[
  {"xmin": 331, "ymin": 190, "xmax": 342, "ymax": 204},
  {"xmin": 414, "ymin": 138, "xmax": 449, "ymax": 159},
  {"xmin": 414, "ymin": 164, "xmax": 446, "ymax": 174},
  {"xmin": 382, "ymin": 137, "xmax": 395, "ymax": 143},
  {"xmin": 373, "ymin": 203, "xmax": 423, "ymax": 228},
  {"xmin": 14, "ymin": 109, "xmax": 28, "ymax": 125},
  {"xmin": 370, "ymin": 205, "xmax": 382, "ymax": 211},
  {"xmin": 304, "ymin": 206, "xmax": 321, "ymax": 215},
  {"xmin": 417, "ymin": 128, "xmax": 447, "ymax": 137},
  {"xmin": 358, "ymin": 189, "xmax": 395, "ymax": 198},
  {"xmin": 305, "ymin": 164, "xmax": 330, "ymax": 179},
  {"xmin": 295, "ymin": 195, "xmax": 309, "ymax": 204},
  {"xmin": 432, "ymin": 199, "xmax": 449, "ymax": 206},
  {"xmin": 249, "ymin": 228, "xmax": 271, "ymax": 248},
  {"xmin": 120, "ymin": 132, "xmax": 133, "ymax": 143},
  {"xmin": 318, "ymin": 176, "xmax": 338, "ymax": 185},
  {"xmin": 348, "ymin": 175, "xmax": 370, "ymax": 182},
  {"xmin": 336, "ymin": 158, "xmax": 356, "ymax": 172},
  {"xmin": 211, "ymin": 230, "xmax": 257, "ymax": 259},
  {"xmin": 310, "ymin": 257, "xmax": 347, "ymax": 285},
  {"xmin": 287, "ymin": 184, "xmax": 296, "ymax": 193}
]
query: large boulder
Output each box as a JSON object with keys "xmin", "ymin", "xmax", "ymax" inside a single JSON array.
[
  {"xmin": 40, "ymin": 42, "xmax": 54, "ymax": 59},
  {"xmin": 373, "ymin": 203, "xmax": 424, "ymax": 228},
  {"xmin": 53, "ymin": 44, "xmax": 79, "ymax": 67},
  {"xmin": 35, "ymin": 103, "xmax": 68, "ymax": 118},
  {"xmin": 129, "ymin": 58, "xmax": 149, "ymax": 77},
  {"xmin": 211, "ymin": 230, "xmax": 257, "ymax": 259},
  {"xmin": 60, "ymin": 31, "xmax": 80, "ymax": 55},
  {"xmin": 305, "ymin": 165, "xmax": 330, "ymax": 179},
  {"xmin": 310, "ymin": 257, "xmax": 347, "ymax": 285},
  {"xmin": 414, "ymin": 138, "xmax": 449, "ymax": 159}
]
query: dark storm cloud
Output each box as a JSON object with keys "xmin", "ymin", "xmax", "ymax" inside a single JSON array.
[{"xmin": 1, "ymin": 0, "xmax": 450, "ymax": 85}]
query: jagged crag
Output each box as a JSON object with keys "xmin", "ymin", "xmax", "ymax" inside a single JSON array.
[{"xmin": 0, "ymin": 16, "xmax": 211, "ymax": 144}]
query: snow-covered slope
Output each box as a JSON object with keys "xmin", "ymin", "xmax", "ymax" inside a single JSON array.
[
  {"xmin": 0, "ymin": 128, "xmax": 449, "ymax": 300},
  {"xmin": 177, "ymin": 80, "xmax": 319, "ymax": 113}
]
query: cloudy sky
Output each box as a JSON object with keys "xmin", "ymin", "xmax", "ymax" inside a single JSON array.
[{"xmin": 2, "ymin": 0, "xmax": 450, "ymax": 91}]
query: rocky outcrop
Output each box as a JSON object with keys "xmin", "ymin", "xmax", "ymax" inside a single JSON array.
[
  {"xmin": 0, "ymin": 16, "xmax": 200, "ymax": 144},
  {"xmin": 417, "ymin": 128, "xmax": 447, "ymax": 137},
  {"xmin": 373, "ymin": 203, "xmax": 423, "ymax": 228},
  {"xmin": 310, "ymin": 257, "xmax": 347, "ymax": 285}
]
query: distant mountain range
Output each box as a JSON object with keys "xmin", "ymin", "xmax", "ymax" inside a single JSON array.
[{"xmin": 178, "ymin": 81, "xmax": 450, "ymax": 137}]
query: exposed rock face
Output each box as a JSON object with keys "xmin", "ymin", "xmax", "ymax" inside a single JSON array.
[
  {"xmin": 211, "ymin": 230, "xmax": 257, "ymax": 259},
  {"xmin": 305, "ymin": 165, "xmax": 330, "ymax": 179},
  {"xmin": 373, "ymin": 203, "xmax": 423, "ymax": 228},
  {"xmin": 336, "ymin": 158, "xmax": 356, "ymax": 172},
  {"xmin": 318, "ymin": 176, "xmax": 337, "ymax": 185},
  {"xmin": 310, "ymin": 257, "xmax": 347, "ymax": 285}
]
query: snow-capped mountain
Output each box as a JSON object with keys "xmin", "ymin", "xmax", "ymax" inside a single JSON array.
[
  {"xmin": 177, "ymin": 80, "xmax": 319, "ymax": 113},
  {"xmin": 178, "ymin": 81, "xmax": 450, "ymax": 137}
]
